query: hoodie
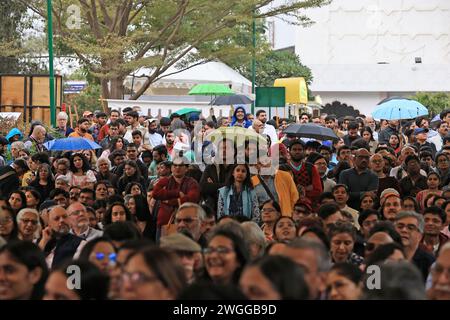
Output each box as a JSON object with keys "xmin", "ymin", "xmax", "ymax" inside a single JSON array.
[
  {"xmin": 6, "ymin": 128, "xmax": 23, "ymax": 144},
  {"xmin": 230, "ymin": 106, "xmax": 252, "ymax": 128}
]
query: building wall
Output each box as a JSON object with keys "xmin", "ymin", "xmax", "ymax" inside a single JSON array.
[
  {"xmin": 293, "ymin": 0, "xmax": 450, "ymax": 65},
  {"xmin": 269, "ymin": 0, "xmax": 450, "ymax": 115},
  {"xmin": 317, "ymin": 91, "xmax": 420, "ymax": 116}
]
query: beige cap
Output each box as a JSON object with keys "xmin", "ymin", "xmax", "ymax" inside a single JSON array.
[
  {"xmin": 160, "ymin": 233, "xmax": 201, "ymax": 252},
  {"xmin": 380, "ymin": 188, "xmax": 400, "ymax": 206}
]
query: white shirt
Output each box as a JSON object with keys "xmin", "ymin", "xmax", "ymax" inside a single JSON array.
[
  {"xmin": 262, "ymin": 123, "xmax": 278, "ymax": 146},
  {"xmin": 148, "ymin": 132, "xmax": 163, "ymax": 148},
  {"xmin": 429, "ymin": 134, "xmax": 444, "ymax": 152}
]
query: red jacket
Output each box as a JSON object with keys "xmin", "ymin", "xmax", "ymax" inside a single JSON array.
[{"xmin": 152, "ymin": 176, "xmax": 200, "ymax": 227}]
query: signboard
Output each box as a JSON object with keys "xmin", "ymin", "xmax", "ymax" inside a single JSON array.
[
  {"xmin": 64, "ymin": 81, "xmax": 87, "ymax": 94},
  {"xmin": 255, "ymin": 87, "xmax": 286, "ymax": 108},
  {"xmin": 273, "ymin": 77, "xmax": 308, "ymax": 104}
]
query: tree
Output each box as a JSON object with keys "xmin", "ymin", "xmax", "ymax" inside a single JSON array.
[
  {"xmin": 232, "ymin": 49, "xmax": 313, "ymax": 87},
  {"xmin": 23, "ymin": 0, "xmax": 330, "ymax": 100},
  {"xmin": 0, "ymin": 1, "xmax": 45, "ymax": 73},
  {"xmin": 409, "ymin": 92, "xmax": 450, "ymax": 117}
]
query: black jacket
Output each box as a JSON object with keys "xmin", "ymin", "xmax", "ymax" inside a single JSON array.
[
  {"xmin": 0, "ymin": 165, "xmax": 19, "ymax": 197},
  {"xmin": 115, "ymin": 159, "xmax": 149, "ymax": 181},
  {"xmin": 44, "ymin": 233, "xmax": 84, "ymax": 269},
  {"xmin": 199, "ymin": 164, "xmax": 233, "ymax": 211}
]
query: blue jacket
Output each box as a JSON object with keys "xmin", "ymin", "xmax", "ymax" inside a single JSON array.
[
  {"xmin": 230, "ymin": 106, "xmax": 252, "ymax": 128},
  {"xmin": 6, "ymin": 128, "xmax": 23, "ymax": 144},
  {"xmin": 217, "ymin": 185, "xmax": 260, "ymax": 223}
]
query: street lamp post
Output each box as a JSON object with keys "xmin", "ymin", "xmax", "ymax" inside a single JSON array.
[
  {"xmin": 47, "ymin": 0, "xmax": 56, "ymax": 127},
  {"xmin": 251, "ymin": 13, "xmax": 256, "ymax": 115}
]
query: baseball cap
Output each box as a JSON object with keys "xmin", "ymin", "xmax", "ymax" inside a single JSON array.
[
  {"xmin": 380, "ymin": 188, "xmax": 400, "ymax": 206},
  {"xmin": 414, "ymin": 128, "xmax": 429, "ymax": 135},
  {"xmin": 160, "ymin": 233, "xmax": 201, "ymax": 252},
  {"xmin": 39, "ymin": 200, "xmax": 57, "ymax": 212},
  {"xmin": 160, "ymin": 117, "xmax": 171, "ymax": 126},
  {"xmin": 83, "ymin": 110, "xmax": 94, "ymax": 117}
]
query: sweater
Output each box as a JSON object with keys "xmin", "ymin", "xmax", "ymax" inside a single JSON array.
[{"xmin": 251, "ymin": 170, "xmax": 299, "ymax": 217}]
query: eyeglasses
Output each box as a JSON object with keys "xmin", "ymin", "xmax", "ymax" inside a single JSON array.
[
  {"xmin": 121, "ymin": 271, "xmax": 160, "ymax": 286},
  {"xmin": 69, "ymin": 210, "xmax": 85, "ymax": 217},
  {"xmin": 203, "ymin": 246, "xmax": 233, "ymax": 255},
  {"xmin": 432, "ymin": 264, "xmax": 450, "ymax": 277},
  {"xmin": 95, "ymin": 252, "xmax": 117, "ymax": 263},
  {"xmin": 395, "ymin": 223, "xmax": 419, "ymax": 232},
  {"xmin": 21, "ymin": 219, "xmax": 38, "ymax": 225},
  {"xmin": 175, "ymin": 217, "xmax": 197, "ymax": 224}
]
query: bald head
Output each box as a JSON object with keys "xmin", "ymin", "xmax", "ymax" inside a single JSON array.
[
  {"xmin": 252, "ymin": 119, "xmax": 263, "ymax": 134},
  {"xmin": 32, "ymin": 125, "xmax": 46, "ymax": 143},
  {"xmin": 355, "ymin": 148, "xmax": 371, "ymax": 170}
]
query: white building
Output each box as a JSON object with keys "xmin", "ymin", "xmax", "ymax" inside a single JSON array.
[{"xmin": 269, "ymin": 0, "xmax": 450, "ymax": 115}]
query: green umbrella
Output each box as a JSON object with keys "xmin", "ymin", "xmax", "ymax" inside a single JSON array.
[
  {"xmin": 188, "ymin": 83, "xmax": 234, "ymax": 96},
  {"xmin": 174, "ymin": 108, "xmax": 202, "ymax": 116}
]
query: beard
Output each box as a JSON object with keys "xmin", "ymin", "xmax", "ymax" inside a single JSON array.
[
  {"xmin": 149, "ymin": 128, "xmax": 156, "ymax": 134},
  {"xmin": 79, "ymin": 127, "xmax": 87, "ymax": 134}
]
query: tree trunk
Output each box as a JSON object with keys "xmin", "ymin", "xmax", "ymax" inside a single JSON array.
[{"xmin": 109, "ymin": 77, "xmax": 125, "ymax": 100}]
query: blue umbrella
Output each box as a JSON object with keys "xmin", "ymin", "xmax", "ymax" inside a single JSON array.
[
  {"xmin": 372, "ymin": 97, "xmax": 428, "ymax": 120},
  {"xmin": 44, "ymin": 137, "xmax": 101, "ymax": 151}
]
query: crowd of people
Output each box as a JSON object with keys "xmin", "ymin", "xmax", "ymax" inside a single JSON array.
[{"xmin": 0, "ymin": 106, "xmax": 449, "ymax": 300}]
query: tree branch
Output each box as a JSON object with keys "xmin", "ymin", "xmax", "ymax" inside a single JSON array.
[
  {"xmin": 129, "ymin": 23, "xmax": 227, "ymax": 100},
  {"xmin": 128, "ymin": 0, "xmax": 152, "ymax": 25},
  {"xmin": 133, "ymin": 0, "xmax": 189, "ymax": 61},
  {"xmin": 98, "ymin": 0, "xmax": 112, "ymax": 26},
  {"xmin": 89, "ymin": 0, "xmax": 103, "ymax": 39}
]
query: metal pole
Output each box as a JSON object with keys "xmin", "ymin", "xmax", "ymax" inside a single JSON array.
[
  {"xmin": 251, "ymin": 14, "xmax": 256, "ymax": 115},
  {"xmin": 47, "ymin": 0, "xmax": 56, "ymax": 127}
]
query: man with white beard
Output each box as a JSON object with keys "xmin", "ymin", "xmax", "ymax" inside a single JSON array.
[
  {"xmin": 67, "ymin": 202, "xmax": 103, "ymax": 241},
  {"xmin": 38, "ymin": 206, "xmax": 87, "ymax": 268},
  {"xmin": 364, "ymin": 116, "xmax": 378, "ymax": 141}
]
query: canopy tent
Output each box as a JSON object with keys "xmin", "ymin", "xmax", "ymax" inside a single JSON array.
[
  {"xmin": 273, "ymin": 77, "xmax": 309, "ymax": 104},
  {"xmin": 125, "ymin": 61, "xmax": 252, "ymax": 96}
]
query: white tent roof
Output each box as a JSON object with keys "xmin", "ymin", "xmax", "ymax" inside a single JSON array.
[{"xmin": 126, "ymin": 61, "xmax": 252, "ymax": 95}]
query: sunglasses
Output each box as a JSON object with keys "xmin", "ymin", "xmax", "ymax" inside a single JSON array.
[{"xmin": 95, "ymin": 252, "xmax": 117, "ymax": 263}]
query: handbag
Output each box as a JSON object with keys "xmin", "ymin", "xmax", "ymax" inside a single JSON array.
[{"xmin": 160, "ymin": 211, "xmax": 177, "ymax": 237}]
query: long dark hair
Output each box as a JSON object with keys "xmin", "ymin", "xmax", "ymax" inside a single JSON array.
[
  {"xmin": 124, "ymin": 182, "xmax": 144, "ymax": 195},
  {"xmin": 53, "ymin": 260, "xmax": 110, "ymax": 300},
  {"xmin": 125, "ymin": 247, "xmax": 187, "ymax": 297},
  {"xmin": 207, "ymin": 229, "xmax": 249, "ymax": 285},
  {"xmin": 225, "ymin": 164, "xmax": 253, "ymax": 190},
  {"xmin": 0, "ymin": 205, "xmax": 19, "ymax": 240},
  {"xmin": 8, "ymin": 190, "xmax": 27, "ymax": 213},
  {"xmin": 132, "ymin": 194, "xmax": 150, "ymax": 222},
  {"xmin": 247, "ymin": 255, "xmax": 309, "ymax": 299},
  {"xmin": 70, "ymin": 153, "xmax": 91, "ymax": 173},
  {"xmin": 103, "ymin": 202, "xmax": 133, "ymax": 226},
  {"xmin": 360, "ymin": 126, "xmax": 374, "ymax": 142},
  {"xmin": 78, "ymin": 237, "xmax": 116, "ymax": 263},
  {"xmin": 109, "ymin": 137, "xmax": 124, "ymax": 153},
  {"xmin": 0, "ymin": 240, "xmax": 49, "ymax": 300},
  {"xmin": 121, "ymin": 160, "xmax": 142, "ymax": 179}
]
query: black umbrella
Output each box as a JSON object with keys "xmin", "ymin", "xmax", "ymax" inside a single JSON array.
[
  {"xmin": 209, "ymin": 94, "xmax": 253, "ymax": 106},
  {"xmin": 283, "ymin": 123, "xmax": 339, "ymax": 141}
]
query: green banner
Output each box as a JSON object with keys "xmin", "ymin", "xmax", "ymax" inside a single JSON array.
[{"xmin": 255, "ymin": 87, "xmax": 286, "ymax": 108}]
